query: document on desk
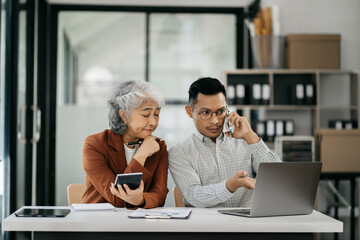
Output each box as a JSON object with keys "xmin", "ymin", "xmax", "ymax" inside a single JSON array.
[
  {"xmin": 71, "ymin": 203, "xmax": 115, "ymax": 211},
  {"xmin": 128, "ymin": 208, "xmax": 192, "ymax": 219}
]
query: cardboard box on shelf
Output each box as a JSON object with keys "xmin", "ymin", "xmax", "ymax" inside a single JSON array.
[
  {"xmin": 286, "ymin": 34, "xmax": 340, "ymax": 69},
  {"xmin": 316, "ymin": 129, "xmax": 360, "ymax": 172}
]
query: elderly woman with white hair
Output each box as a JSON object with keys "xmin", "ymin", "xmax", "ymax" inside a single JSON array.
[{"xmin": 81, "ymin": 80, "xmax": 168, "ymax": 209}]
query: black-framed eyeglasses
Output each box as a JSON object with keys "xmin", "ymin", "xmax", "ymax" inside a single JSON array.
[{"xmin": 192, "ymin": 106, "xmax": 229, "ymax": 121}]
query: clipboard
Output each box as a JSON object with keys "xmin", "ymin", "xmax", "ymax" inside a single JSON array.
[{"xmin": 128, "ymin": 208, "xmax": 192, "ymax": 219}]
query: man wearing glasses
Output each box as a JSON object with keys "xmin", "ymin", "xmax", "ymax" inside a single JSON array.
[{"xmin": 169, "ymin": 77, "xmax": 280, "ymax": 208}]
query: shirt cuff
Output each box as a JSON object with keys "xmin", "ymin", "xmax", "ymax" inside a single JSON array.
[
  {"xmin": 125, "ymin": 158, "xmax": 153, "ymax": 183},
  {"xmin": 215, "ymin": 181, "xmax": 233, "ymax": 202}
]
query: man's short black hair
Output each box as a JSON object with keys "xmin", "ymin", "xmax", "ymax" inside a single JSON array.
[{"xmin": 188, "ymin": 77, "xmax": 226, "ymax": 106}]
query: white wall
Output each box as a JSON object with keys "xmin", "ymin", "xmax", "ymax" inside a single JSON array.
[{"xmin": 262, "ymin": 0, "xmax": 360, "ymax": 70}]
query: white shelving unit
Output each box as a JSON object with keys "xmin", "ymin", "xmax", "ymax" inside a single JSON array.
[{"xmin": 223, "ymin": 69, "xmax": 359, "ymax": 136}]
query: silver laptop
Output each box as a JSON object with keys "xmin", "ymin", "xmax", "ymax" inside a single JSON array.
[{"xmin": 218, "ymin": 162, "xmax": 322, "ymax": 217}]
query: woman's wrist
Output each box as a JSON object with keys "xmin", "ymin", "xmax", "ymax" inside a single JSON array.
[
  {"xmin": 133, "ymin": 152, "xmax": 147, "ymax": 166},
  {"xmin": 135, "ymin": 195, "xmax": 145, "ymax": 206}
]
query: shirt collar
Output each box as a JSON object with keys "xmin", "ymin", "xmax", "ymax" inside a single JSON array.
[{"xmin": 194, "ymin": 129, "xmax": 226, "ymax": 143}]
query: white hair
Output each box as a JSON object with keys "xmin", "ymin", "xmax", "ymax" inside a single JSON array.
[{"xmin": 108, "ymin": 80, "xmax": 165, "ymax": 134}]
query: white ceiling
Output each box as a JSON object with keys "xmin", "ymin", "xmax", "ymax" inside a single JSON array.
[{"xmin": 46, "ymin": 0, "xmax": 253, "ymax": 7}]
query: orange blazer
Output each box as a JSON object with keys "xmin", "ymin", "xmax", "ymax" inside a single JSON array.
[{"xmin": 81, "ymin": 129, "xmax": 168, "ymax": 209}]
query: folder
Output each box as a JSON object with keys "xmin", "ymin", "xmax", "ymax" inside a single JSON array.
[
  {"xmin": 305, "ymin": 84, "xmax": 315, "ymax": 105},
  {"xmin": 344, "ymin": 120, "xmax": 353, "ymax": 130},
  {"xmin": 236, "ymin": 84, "xmax": 246, "ymax": 105},
  {"xmin": 285, "ymin": 120, "xmax": 295, "ymax": 135},
  {"xmin": 71, "ymin": 203, "xmax": 115, "ymax": 211},
  {"xmin": 266, "ymin": 120, "xmax": 275, "ymax": 142},
  {"xmin": 275, "ymin": 120, "xmax": 284, "ymax": 136},
  {"xmin": 294, "ymin": 83, "xmax": 305, "ymax": 105},
  {"xmin": 227, "ymin": 85, "xmax": 236, "ymax": 105},
  {"xmin": 329, "ymin": 119, "xmax": 343, "ymax": 129},
  {"xmin": 328, "ymin": 119, "xmax": 357, "ymax": 130},
  {"xmin": 128, "ymin": 208, "xmax": 192, "ymax": 219},
  {"xmin": 251, "ymin": 83, "xmax": 262, "ymax": 105},
  {"xmin": 256, "ymin": 121, "xmax": 266, "ymax": 140},
  {"xmin": 261, "ymin": 83, "xmax": 270, "ymax": 105},
  {"xmin": 353, "ymin": 120, "xmax": 358, "ymax": 128},
  {"xmin": 335, "ymin": 120, "xmax": 343, "ymax": 130}
]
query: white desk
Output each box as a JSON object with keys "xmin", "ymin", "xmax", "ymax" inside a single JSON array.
[{"xmin": 3, "ymin": 206, "xmax": 343, "ymax": 240}]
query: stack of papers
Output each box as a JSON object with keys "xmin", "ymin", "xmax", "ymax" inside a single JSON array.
[
  {"xmin": 71, "ymin": 203, "xmax": 115, "ymax": 211},
  {"xmin": 128, "ymin": 208, "xmax": 192, "ymax": 219}
]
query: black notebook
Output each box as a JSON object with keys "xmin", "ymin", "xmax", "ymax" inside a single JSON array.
[{"xmin": 15, "ymin": 208, "xmax": 71, "ymax": 218}]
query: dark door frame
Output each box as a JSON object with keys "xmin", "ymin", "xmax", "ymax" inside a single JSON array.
[
  {"xmin": 5, "ymin": 0, "xmax": 36, "ymax": 213},
  {"xmin": 4, "ymin": 0, "xmax": 36, "ymax": 239}
]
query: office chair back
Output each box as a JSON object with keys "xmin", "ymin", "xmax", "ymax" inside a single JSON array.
[
  {"xmin": 172, "ymin": 186, "xmax": 185, "ymax": 207},
  {"xmin": 67, "ymin": 183, "xmax": 86, "ymax": 205}
]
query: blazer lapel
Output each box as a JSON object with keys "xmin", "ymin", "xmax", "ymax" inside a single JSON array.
[{"xmin": 107, "ymin": 130, "xmax": 127, "ymax": 173}]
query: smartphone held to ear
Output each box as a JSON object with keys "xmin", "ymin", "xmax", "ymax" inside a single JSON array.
[{"xmin": 223, "ymin": 116, "xmax": 235, "ymax": 136}]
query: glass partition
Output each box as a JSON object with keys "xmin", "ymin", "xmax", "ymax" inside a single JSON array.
[
  {"xmin": 56, "ymin": 12, "xmax": 146, "ymax": 206},
  {"xmin": 56, "ymin": 11, "xmax": 236, "ymax": 207},
  {"xmin": 149, "ymin": 13, "xmax": 236, "ymax": 102}
]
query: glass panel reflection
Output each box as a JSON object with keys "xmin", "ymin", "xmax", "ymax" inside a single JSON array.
[
  {"xmin": 149, "ymin": 13, "xmax": 236, "ymax": 102},
  {"xmin": 58, "ymin": 12, "xmax": 146, "ymax": 107},
  {"xmin": 56, "ymin": 12, "xmax": 146, "ymax": 206}
]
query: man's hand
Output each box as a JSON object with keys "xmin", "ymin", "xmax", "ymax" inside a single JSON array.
[
  {"xmin": 226, "ymin": 170, "xmax": 256, "ymax": 193},
  {"xmin": 110, "ymin": 180, "xmax": 145, "ymax": 206},
  {"xmin": 225, "ymin": 112, "xmax": 260, "ymax": 144},
  {"xmin": 133, "ymin": 136, "xmax": 160, "ymax": 166}
]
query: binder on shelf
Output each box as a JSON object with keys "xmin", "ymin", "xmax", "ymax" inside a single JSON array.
[
  {"xmin": 227, "ymin": 85, "xmax": 236, "ymax": 105},
  {"xmin": 236, "ymin": 84, "xmax": 246, "ymax": 105},
  {"xmin": 251, "ymin": 83, "xmax": 262, "ymax": 105},
  {"xmin": 328, "ymin": 120, "xmax": 337, "ymax": 128},
  {"xmin": 276, "ymin": 120, "xmax": 284, "ymax": 136},
  {"xmin": 344, "ymin": 121, "xmax": 353, "ymax": 129},
  {"xmin": 256, "ymin": 121, "xmax": 266, "ymax": 141},
  {"xmin": 294, "ymin": 83, "xmax": 305, "ymax": 105},
  {"xmin": 285, "ymin": 120, "xmax": 295, "ymax": 135},
  {"xmin": 236, "ymin": 109, "xmax": 244, "ymax": 116},
  {"xmin": 335, "ymin": 120, "xmax": 343, "ymax": 129},
  {"xmin": 250, "ymin": 109, "xmax": 259, "ymax": 128},
  {"xmin": 305, "ymin": 84, "xmax": 315, "ymax": 105},
  {"xmin": 329, "ymin": 120, "xmax": 358, "ymax": 129},
  {"xmin": 261, "ymin": 83, "xmax": 270, "ymax": 105},
  {"xmin": 343, "ymin": 120, "xmax": 358, "ymax": 129},
  {"xmin": 266, "ymin": 120, "xmax": 275, "ymax": 142}
]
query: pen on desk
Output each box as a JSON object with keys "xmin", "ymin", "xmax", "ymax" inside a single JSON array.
[{"xmin": 127, "ymin": 139, "xmax": 161, "ymax": 146}]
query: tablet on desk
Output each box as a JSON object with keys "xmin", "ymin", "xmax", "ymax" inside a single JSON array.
[
  {"xmin": 114, "ymin": 172, "xmax": 142, "ymax": 190},
  {"xmin": 15, "ymin": 208, "xmax": 71, "ymax": 218}
]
